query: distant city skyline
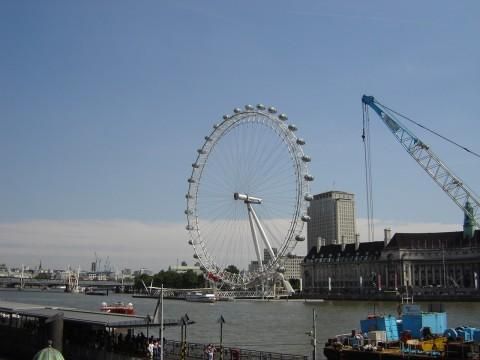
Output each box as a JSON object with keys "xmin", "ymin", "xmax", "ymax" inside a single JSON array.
[{"xmin": 1, "ymin": 1, "xmax": 477, "ymax": 272}]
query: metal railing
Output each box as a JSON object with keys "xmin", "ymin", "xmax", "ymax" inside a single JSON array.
[{"xmin": 164, "ymin": 340, "xmax": 308, "ymax": 360}]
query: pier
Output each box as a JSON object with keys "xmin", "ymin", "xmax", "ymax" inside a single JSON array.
[
  {"xmin": 134, "ymin": 287, "xmax": 292, "ymax": 300},
  {"xmin": 0, "ymin": 300, "xmax": 180, "ymax": 359},
  {"xmin": 0, "ymin": 300, "xmax": 307, "ymax": 360}
]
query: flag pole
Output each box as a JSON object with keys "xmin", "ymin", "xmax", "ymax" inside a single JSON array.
[{"xmin": 160, "ymin": 284, "xmax": 164, "ymax": 360}]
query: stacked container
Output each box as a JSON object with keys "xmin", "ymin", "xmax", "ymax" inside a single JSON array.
[
  {"xmin": 360, "ymin": 315, "xmax": 399, "ymax": 341},
  {"xmin": 402, "ymin": 312, "xmax": 447, "ymax": 338}
]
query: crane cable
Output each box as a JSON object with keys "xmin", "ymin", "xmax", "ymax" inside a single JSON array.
[
  {"xmin": 375, "ymin": 100, "xmax": 480, "ymax": 159},
  {"xmin": 362, "ymin": 103, "xmax": 374, "ymax": 243}
]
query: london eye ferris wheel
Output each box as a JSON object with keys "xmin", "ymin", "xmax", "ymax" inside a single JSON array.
[{"xmin": 185, "ymin": 104, "xmax": 313, "ymax": 288}]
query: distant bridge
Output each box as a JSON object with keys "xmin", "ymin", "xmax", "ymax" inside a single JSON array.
[
  {"xmin": 0, "ymin": 277, "xmax": 134, "ymax": 289},
  {"xmin": 135, "ymin": 287, "xmax": 290, "ymax": 300}
]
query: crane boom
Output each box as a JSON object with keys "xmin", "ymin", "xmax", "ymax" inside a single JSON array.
[{"xmin": 362, "ymin": 95, "xmax": 479, "ymax": 230}]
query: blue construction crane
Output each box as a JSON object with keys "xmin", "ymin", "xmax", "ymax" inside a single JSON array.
[{"xmin": 362, "ymin": 95, "xmax": 479, "ymax": 237}]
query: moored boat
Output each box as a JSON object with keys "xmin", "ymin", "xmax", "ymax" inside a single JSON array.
[
  {"xmin": 323, "ymin": 303, "xmax": 480, "ymax": 360},
  {"xmin": 100, "ymin": 301, "xmax": 135, "ymax": 315},
  {"xmin": 185, "ymin": 291, "xmax": 216, "ymax": 303},
  {"xmin": 85, "ymin": 287, "xmax": 109, "ymax": 296}
]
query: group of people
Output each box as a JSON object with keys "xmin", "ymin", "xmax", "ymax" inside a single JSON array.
[
  {"xmin": 204, "ymin": 343, "xmax": 216, "ymax": 360},
  {"xmin": 147, "ymin": 339, "xmax": 163, "ymax": 359}
]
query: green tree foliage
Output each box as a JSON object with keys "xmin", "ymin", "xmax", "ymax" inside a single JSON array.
[
  {"xmin": 34, "ymin": 272, "xmax": 51, "ymax": 280},
  {"xmin": 134, "ymin": 270, "xmax": 205, "ymax": 291},
  {"xmin": 133, "ymin": 273, "xmax": 152, "ymax": 290},
  {"xmin": 225, "ymin": 265, "xmax": 239, "ymax": 274},
  {"xmin": 289, "ymin": 278, "xmax": 300, "ymax": 290}
]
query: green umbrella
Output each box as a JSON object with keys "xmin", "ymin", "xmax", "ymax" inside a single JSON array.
[{"xmin": 32, "ymin": 345, "xmax": 65, "ymax": 360}]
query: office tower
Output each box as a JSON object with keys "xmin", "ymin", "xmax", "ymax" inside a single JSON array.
[{"xmin": 307, "ymin": 191, "xmax": 356, "ymax": 251}]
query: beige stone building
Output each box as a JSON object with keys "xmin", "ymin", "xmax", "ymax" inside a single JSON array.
[
  {"xmin": 307, "ymin": 191, "xmax": 357, "ymax": 252},
  {"xmin": 303, "ymin": 226, "xmax": 480, "ymax": 294}
]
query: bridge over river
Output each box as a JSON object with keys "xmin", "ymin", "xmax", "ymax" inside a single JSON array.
[
  {"xmin": 134, "ymin": 287, "xmax": 291, "ymax": 300},
  {"xmin": 0, "ymin": 276, "xmax": 134, "ymax": 291}
]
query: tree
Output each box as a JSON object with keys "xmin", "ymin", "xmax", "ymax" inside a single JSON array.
[
  {"xmin": 134, "ymin": 273, "xmax": 153, "ymax": 291},
  {"xmin": 181, "ymin": 270, "xmax": 199, "ymax": 288},
  {"xmin": 135, "ymin": 268, "xmax": 205, "ymax": 290},
  {"xmin": 34, "ymin": 272, "xmax": 51, "ymax": 280},
  {"xmin": 181, "ymin": 261, "xmax": 188, "ymax": 266},
  {"xmin": 289, "ymin": 278, "xmax": 300, "ymax": 290},
  {"xmin": 225, "ymin": 265, "xmax": 239, "ymax": 274}
]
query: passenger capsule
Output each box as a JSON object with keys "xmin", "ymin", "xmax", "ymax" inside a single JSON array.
[
  {"xmin": 278, "ymin": 113, "xmax": 288, "ymax": 121},
  {"xmin": 188, "ymin": 240, "xmax": 193, "ymax": 245},
  {"xmin": 301, "ymin": 215, "xmax": 311, "ymax": 222},
  {"xmin": 197, "ymin": 148, "xmax": 206, "ymax": 154},
  {"xmin": 192, "ymin": 163, "xmax": 200, "ymax": 168},
  {"xmin": 256, "ymin": 104, "xmax": 266, "ymax": 110},
  {"xmin": 245, "ymin": 104, "xmax": 254, "ymax": 110},
  {"xmin": 301, "ymin": 155, "xmax": 311, "ymax": 162},
  {"xmin": 304, "ymin": 194, "xmax": 313, "ymax": 201},
  {"xmin": 295, "ymin": 234, "xmax": 306, "ymax": 241},
  {"xmin": 277, "ymin": 266, "xmax": 285, "ymax": 273},
  {"xmin": 184, "ymin": 209, "xmax": 193, "ymax": 215},
  {"xmin": 186, "ymin": 224, "xmax": 194, "ymax": 230},
  {"xmin": 288, "ymin": 124, "xmax": 298, "ymax": 132},
  {"xmin": 296, "ymin": 138, "xmax": 306, "ymax": 145},
  {"xmin": 185, "ymin": 193, "xmax": 193, "ymax": 199},
  {"xmin": 233, "ymin": 108, "xmax": 242, "ymax": 113},
  {"xmin": 188, "ymin": 178, "xmax": 196, "ymax": 183},
  {"xmin": 204, "ymin": 136, "xmax": 212, "ymax": 141},
  {"xmin": 213, "ymin": 123, "xmax": 220, "ymax": 129},
  {"xmin": 268, "ymin": 106, "xmax": 277, "ymax": 114},
  {"xmin": 193, "ymin": 254, "xmax": 199, "ymax": 259},
  {"xmin": 304, "ymin": 174, "xmax": 314, "ymax": 181},
  {"xmin": 222, "ymin": 115, "xmax": 230, "ymax": 120}
]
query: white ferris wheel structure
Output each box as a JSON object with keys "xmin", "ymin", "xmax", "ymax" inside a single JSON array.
[{"xmin": 185, "ymin": 104, "xmax": 313, "ymax": 289}]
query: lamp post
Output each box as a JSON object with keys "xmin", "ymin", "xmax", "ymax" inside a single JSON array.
[
  {"xmin": 160, "ymin": 285, "xmax": 164, "ymax": 360},
  {"xmin": 179, "ymin": 316, "xmax": 186, "ymax": 360},
  {"xmin": 182, "ymin": 313, "xmax": 190, "ymax": 358},
  {"xmin": 218, "ymin": 315, "xmax": 226, "ymax": 360},
  {"xmin": 183, "ymin": 313, "xmax": 190, "ymax": 342},
  {"xmin": 306, "ymin": 309, "xmax": 317, "ymax": 360}
]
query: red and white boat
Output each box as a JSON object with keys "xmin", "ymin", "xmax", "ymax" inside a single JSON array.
[{"xmin": 100, "ymin": 301, "xmax": 135, "ymax": 315}]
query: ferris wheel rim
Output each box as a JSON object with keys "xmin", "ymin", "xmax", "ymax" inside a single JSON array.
[{"xmin": 185, "ymin": 105, "xmax": 312, "ymax": 287}]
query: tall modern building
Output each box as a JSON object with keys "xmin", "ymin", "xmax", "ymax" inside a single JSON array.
[
  {"xmin": 307, "ymin": 190, "xmax": 356, "ymax": 251},
  {"xmin": 264, "ymin": 248, "xmax": 278, "ymax": 264}
]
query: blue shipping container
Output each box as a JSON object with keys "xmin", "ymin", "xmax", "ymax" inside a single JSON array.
[
  {"xmin": 402, "ymin": 312, "xmax": 447, "ymax": 338},
  {"xmin": 360, "ymin": 316, "xmax": 398, "ymax": 341}
]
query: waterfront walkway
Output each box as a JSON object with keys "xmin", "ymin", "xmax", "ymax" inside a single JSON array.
[
  {"xmin": 0, "ymin": 299, "xmax": 307, "ymax": 360},
  {"xmin": 163, "ymin": 340, "xmax": 307, "ymax": 360}
]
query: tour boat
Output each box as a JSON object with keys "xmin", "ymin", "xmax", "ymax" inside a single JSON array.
[
  {"xmin": 100, "ymin": 301, "xmax": 135, "ymax": 315},
  {"xmin": 85, "ymin": 287, "xmax": 108, "ymax": 296},
  {"xmin": 185, "ymin": 292, "xmax": 216, "ymax": 303}
]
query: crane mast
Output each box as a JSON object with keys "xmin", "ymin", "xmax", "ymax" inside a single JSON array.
[{"xmin": 362, "ymin": 95, "xmax": 479, "ymax": 231}]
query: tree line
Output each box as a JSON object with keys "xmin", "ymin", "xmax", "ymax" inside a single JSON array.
[{"xmin": 134, "ymin": 269, "xmax": 205, "ymax": 290}]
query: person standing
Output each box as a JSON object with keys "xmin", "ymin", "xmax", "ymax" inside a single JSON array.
[
  {"xmin": 207, "ymin": 344, "xmax": 215, "ymax": 360},
  {"xmin": 148, "ymin": 340, "xmax": 154, "ymax": 359}
]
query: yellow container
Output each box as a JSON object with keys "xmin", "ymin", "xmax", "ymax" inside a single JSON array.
[{"xmin": 406, "ymin": 337, "xmax": 446, "ymax": 352}]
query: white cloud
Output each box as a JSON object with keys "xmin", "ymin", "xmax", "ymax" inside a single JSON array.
[
  {"xmin": 0, "ymin": 220, "xmax": 190, "ymax": 272},
  {"xmin": 0, "ymin": 217, "xmax": 463, "ymax": 273}
]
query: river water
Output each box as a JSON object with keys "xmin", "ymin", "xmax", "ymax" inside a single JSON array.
[{"xmin": 1, "ymin": 289, "xmax": 480, "ymax": 359}]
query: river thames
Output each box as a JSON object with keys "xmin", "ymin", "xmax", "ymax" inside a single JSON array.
[{"xmin": 2, "ymin": 289, "xmax": 480, "ymax": 359}]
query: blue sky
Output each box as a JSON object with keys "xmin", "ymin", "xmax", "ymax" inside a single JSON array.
[{"xmin": 1, "ymin": 1, "xmax": 479, "ymax": 272}]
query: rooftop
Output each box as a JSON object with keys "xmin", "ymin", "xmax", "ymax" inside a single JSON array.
[{"xmin": 0, "ymin": 300, "xmax": 152, "ymax": 328}]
